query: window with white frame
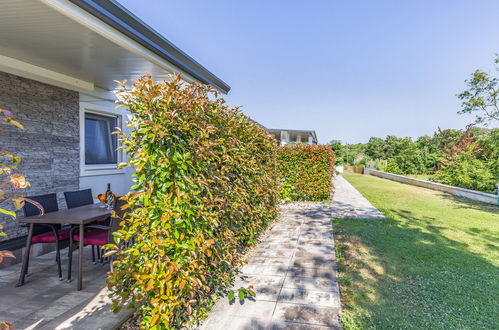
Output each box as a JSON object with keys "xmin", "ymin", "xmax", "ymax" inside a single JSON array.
[
  {"xmin": 84, "ymin": 112, "xmax": 118, "ymax": 165},
  {"xmin": 79, "ymin": 102, "xmax": 125, "ymax": 176}
]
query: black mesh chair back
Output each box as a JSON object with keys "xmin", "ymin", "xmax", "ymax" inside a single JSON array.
[
  {"xmin": 23, "ymin": 193, "xmax": 60, "ymax": 235},
  {"xmin": 108, "ymin": 198, "xmax": 127, "ymax": 244},
  {"xmin": 64, "ymin": 189, "xmax": 94, "ymax": 209}
]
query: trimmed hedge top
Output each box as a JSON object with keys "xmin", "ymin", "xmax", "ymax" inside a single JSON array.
[
  {"xmin": 107, "ymin": 75, "xmax": 280, "ymax": 328},
  {"xmin": 278, "ymin": 144, "xmax": 335, "ymax": 201}
]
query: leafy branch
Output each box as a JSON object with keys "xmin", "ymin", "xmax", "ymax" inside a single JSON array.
[
  {"xmin": 0, "ymin": 109, "xmax": 41, "ymax": 263},
  {"xmin": 458, "ymin": 55, "xmax": 499, "ymax": 126},
  {"xmin": 227, "ymin": 286, "xmax": 256, "ymax": 302}
]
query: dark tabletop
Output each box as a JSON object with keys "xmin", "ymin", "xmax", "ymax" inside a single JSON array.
[{"xmin": 19, "ymin": 203, "xmax": 111, "ymax": 225}]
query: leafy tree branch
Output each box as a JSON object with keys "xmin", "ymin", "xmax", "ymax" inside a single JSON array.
[{"xmin": 458, "ymin": 55, "xmax": 499, "ymax": 126}]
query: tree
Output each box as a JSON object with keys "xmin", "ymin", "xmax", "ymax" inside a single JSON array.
[
  {"xmin": 437, "ymin": 128, "xmax": 477, "ymax": 168},
  {"xmin": 392, "ymin": 143, "xmax": 425, "ymax": 174},
  {"xmin": 365, "ymin": 137, "xmax": 385, "ymax": 160},
  {"xmin": 344, "ymin": 143, "xmax": 367, "ymax": 165},
  {"xmin": 383, "ymin": 135, "xmax": 402, "ymax": 159},
  {"xmin": 365, "ymin": 136, "xmax": 426, "ymax": 175},
  {"xmin": 434, "ymin": 150, "xmax": 496, "ymax": 193},
  {"xmin": 434, "ymin": 128, "xmax": 497, "ymax": 193},
  {"xmin": 458, "ymin": 55, "xmax": 499, "ymax": 126},
  {"xmin": 475, "ymin": 128, "xmax": 499, "ymax": 181},
  {"xmin": 416, "ymin": 135, "xmax": 440, "ymax": 173},
  {"xmin": 328, "ymin": 140, "xmax": 344, "ymax": 165}
]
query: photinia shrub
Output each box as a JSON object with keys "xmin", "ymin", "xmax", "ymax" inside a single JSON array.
[
  {"xmin": 106, "ymin": 75, "xmax": 280, "ymax": 328},
  {"xmin": 0, "ymin": 109, "xmax": 40, "ymax": 264},
  {"xmin": 277, "ymin": 144, "xmax": 335, "ymax": 202}
]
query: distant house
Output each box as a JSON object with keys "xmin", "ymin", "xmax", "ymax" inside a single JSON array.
[
  {"xmin": 0, "ymin": 0, "xmax": 229, "ymax": 252},
  {"xmin": 267, "ymin": 128, "xmax": 318, "ymax": 146}
]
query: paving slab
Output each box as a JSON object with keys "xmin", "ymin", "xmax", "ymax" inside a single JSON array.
[
  {"xmin": 271, "ymin": 303, "xmax": 341, "ymax": 328},
  {"xmin": 282, "ymin": 275, "xmax": 338, "ymax": 291},
  {"xmin": 0, "ymin": 247, "xmax": 132, "ymax": 329},
  {"xmin": 277, "ymin": 288, "xmax": 340, "ymax": 308},
  {"xmin": 201, "ymin": 314, "xmax": 270, "ymax": 330},
  {"xmin": 287, "ymin": 266, "xmax": 337, "ymax": 280},
  {"xmin": 201, "ymin": 207, "xmax": 342, "ymax": 329},
  {"xmin": 234, "ymin": 275, "xmax": 285, "ymax": 301}
]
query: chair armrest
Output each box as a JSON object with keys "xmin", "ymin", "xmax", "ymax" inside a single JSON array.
[
  {"xmin": 21, "ymin": 223, "xmax": 55, "ymax": 229},
  {"xmin": 85, "ymin": 224, "xmax": 111, "ymax": 230},
  {"xmin": 36, "ymin": 223, "xmax": 58, "ymax": 231}
]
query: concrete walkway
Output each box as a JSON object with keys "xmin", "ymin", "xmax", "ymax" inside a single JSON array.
[
  {"xmin": 331, "ymin": 175, "xmax": 385, "ymax": 219},
  {"xmin": 202, "ymin": 175, "xmax": 384, "ymax": 329},
  {"xmin": 201, "ymin": 207, "xmax": 341, "ymax": 329}
]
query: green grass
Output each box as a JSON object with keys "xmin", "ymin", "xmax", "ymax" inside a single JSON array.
[{"xmin": 333, "ymin": 173, "xmax": 499, "ymax": 330}]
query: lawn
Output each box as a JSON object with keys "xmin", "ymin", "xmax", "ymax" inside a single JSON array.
[{"xmin": 333, "ymin": 173, "xmax": 499, "ymax": 330}]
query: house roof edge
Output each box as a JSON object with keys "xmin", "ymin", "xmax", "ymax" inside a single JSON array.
[{"xmin": 68, "ymin": 0, "xmax": 231, "ymax": 93}]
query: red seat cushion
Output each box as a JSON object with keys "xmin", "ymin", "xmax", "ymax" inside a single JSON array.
[
  {"xmin": 32, "ymin": 228, "xmax": 71, "ymax": 243},
  {"xmin": 73, "ymin": 229, "xmax": 109, "ymax": 245}
]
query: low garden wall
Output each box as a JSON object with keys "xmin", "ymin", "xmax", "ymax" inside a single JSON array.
[{"xmin": 364, "ymin": 168, "xmax": 498, "ymax": 205}]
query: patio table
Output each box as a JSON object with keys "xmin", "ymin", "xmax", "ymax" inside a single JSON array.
[{"xmin": 17, "ymin": 203, "xmax": 111, "ymax": 290}]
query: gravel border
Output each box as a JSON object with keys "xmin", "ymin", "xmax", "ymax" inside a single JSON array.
[{"xmin": 278, "ymin": 201, "xmax": 333, "ymax": 209}]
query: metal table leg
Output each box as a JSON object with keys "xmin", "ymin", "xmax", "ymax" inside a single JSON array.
[
  {"xmin": 77, "ymin": 223, "xmax": 84, "ymax": 291},
  {"xmin": 16, "ymin": 223, "xmax": 34, "ymax": 287}
]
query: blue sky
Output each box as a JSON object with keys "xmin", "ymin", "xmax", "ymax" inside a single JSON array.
[{"xmin": 118, "ymin": 0, "xmax": 499, "ymax": 143}]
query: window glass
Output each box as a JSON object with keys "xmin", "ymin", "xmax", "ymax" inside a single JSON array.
[{"xmin": 84, "ymin": 113, "xmax": 118, "ymax": 165}]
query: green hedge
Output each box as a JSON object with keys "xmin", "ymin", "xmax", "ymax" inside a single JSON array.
[
  {"xmin": 277, "ymin": 144, "xmax": 335, "ymax": 201},
  {"xmin": 107, "ymin": 75, "xmax": 280, "ymax": 328}
]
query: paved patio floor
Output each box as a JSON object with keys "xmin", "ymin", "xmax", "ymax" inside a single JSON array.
[
  {"xmin": 201, "ymin": 207, "xmax": 342, "ymax": 329},
  {"xmin": 0, "ymin": 247, "xmax": 132, "ymax": 329}
]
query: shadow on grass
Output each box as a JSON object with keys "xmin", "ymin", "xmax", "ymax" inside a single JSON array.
[
  {"xmin": 439, "ymin": 191, "xmax": 499, "ymax": 212},
  {"xmin": 333, "ymin": 210, "xmax": 499, "ymax": 329}
]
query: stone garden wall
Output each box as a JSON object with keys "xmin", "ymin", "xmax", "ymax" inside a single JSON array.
[{"xmin": 0, "ymin": 72, "xmax": 80, "ymax": 242}]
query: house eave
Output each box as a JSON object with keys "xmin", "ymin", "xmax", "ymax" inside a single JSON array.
[{"xmin": 68, "ymin": 0, "xmax": 231, "ymax": 94}]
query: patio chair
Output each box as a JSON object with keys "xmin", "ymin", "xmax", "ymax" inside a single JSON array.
[
  {"xmin": 23, "ymin": 193, "xmax": 70, "ymax": 279},
  {"xmin": 64, "ymin": 188, "xmax": 109, "ymax": 262},
  {"xmin": 63, "ymin": 188, "xmax": 94, "ymax": 209},
  {"xmin": 67, "ymin": 198, "xmax": 127, "ymax": 280}
]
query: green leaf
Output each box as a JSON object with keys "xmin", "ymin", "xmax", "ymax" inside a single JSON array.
[
  {"xmin": 0, "ymin": 208, "xmax": 16, "ymax": 218},
  {"xmin": 238, "ymin": 289, "xmax": 245, "ymax": 301},
  {"xmin": 102, "ymin": 250, "xmax": 117, "ymax": 258}
]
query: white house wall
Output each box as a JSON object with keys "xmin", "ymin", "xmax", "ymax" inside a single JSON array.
[{"xmin": 78, "ymin": 94, "xmax": 134, "ymax": 197}]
